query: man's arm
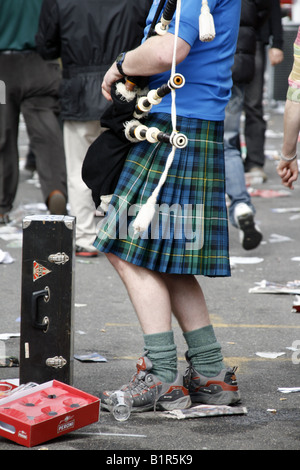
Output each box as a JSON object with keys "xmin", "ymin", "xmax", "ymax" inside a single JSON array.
[
  {"xmin": 35, "ymin": 0, "xmax": 61, "ymax": 60},
  {"xmin": 101, "ymin": 33, "xmax": 191, "ymax": 101},
  {"xmin": 277, "ymin": 99, "xmax": 300, "ymax": 189}
]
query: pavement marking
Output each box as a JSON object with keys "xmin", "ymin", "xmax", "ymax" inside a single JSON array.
[
  {"xmin": 106, "ymin": 322, "xmax": 300, "ymax": 329},
  {"xmin": 74, "ymin": 431, "xmax": 147, "ymax": 438},
  {"xmin": 222, "ymin": 356, "xmax": 290, "ymax": 372},
  {"xmin": 107, "ymin": 321, "xmax": 299, "ymax": 374},
  {"xmin": 214, "ymin": 323, "xmax": 300, "ymax": 329},
  {"xmin": 112, "ymin": 355, "xmax": 291, "ymax": 374},
  {"xmin": 113, "ymin": 355, "xmax": 290, "ymax": 362}
]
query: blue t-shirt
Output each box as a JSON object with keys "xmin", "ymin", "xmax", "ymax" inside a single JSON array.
[{"xmin": 144, "ymin": 0, "xmax": 241, "ymax": 121}]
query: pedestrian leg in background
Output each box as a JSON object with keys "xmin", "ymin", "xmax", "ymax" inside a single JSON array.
[
  {"xmin": 63, "ymin": 120, "xmax": 102, "ymax": 257},
  {"xmin": 224, "ymin": 84, "xmax": 262, "ymax": 250},
  {"xmin": 21, "ymin": 55, "xmax": 68, "ymax": 215},
  {"xmin": 0, "ymin": 74, "xmax": 20, "ymax": 224},
  {"xmin": 243, "ymin": 41, "xmax": 267, "ymax": 181},
  {"xmin": 23, "ymin": 96, "xmax": 67, "ymax": 214}
]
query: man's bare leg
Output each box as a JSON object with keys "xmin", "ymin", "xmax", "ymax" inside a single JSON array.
[
  {"xmin": 162, "ymin": 272, "xmax": 224, "ymax": 377},
  {"xmin": 161, "ymin": 273, "xmax": 211, "ymax": 331},
  {"xmin": 103, "ymin": 253, "xmax": 238, "ymax": 406},
  {"xmin": 105, "ymin": 253, "xmax": 180, "ymax": 382},
  {"xmin": 106, "ymin": 253, "xmax": 172, "ymax": 334}
]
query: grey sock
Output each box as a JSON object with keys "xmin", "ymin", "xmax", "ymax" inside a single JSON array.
[
  {"xmin": 143, "ymin": 330, "xmax": 177, "ymax": 383},
  {"xmin": 183, "ymin": 325, "xmax": 225, "ymax": 377}
]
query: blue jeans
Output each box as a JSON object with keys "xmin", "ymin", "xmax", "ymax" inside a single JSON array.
[{"xmin": 224, "ymin": 84, "xmax": 255, "ymax": 228}]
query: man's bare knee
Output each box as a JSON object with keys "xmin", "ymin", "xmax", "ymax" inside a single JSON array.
[{"xmin": 105, "ymin": 252, "xmax": 129, "ymax": 276}]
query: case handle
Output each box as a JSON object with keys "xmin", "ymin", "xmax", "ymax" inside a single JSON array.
[{"xmin": 31, "ymin": 286, "xmax": 50, "ymax": 331}]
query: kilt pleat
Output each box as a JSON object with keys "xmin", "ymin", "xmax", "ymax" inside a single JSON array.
[{"xmin": 94, "ymin": 113, "xmax": 230, "ymax": 276}]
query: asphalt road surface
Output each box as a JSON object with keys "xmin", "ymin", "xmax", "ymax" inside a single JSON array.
[{"xmin": 0, "ymin": 108, "xmax": 299, "ymax": 452}]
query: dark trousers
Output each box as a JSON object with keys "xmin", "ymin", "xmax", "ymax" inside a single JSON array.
[
  {"xmin": 0, "ymin": 51, "xmax": 67, "ymax": 214},
  {"xmin": 243, "ymin": 41, "xmax": 267, "ymax": 171}
]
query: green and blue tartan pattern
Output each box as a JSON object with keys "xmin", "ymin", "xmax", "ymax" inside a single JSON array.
[{"xmin": 94, "ymin": 113, "xmax": 231, "ymax": 276}]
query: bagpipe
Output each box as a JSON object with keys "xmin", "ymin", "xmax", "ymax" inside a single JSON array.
[{"xmin": 82, "ymin": 0, "xmax": 215, "ymax": 233}]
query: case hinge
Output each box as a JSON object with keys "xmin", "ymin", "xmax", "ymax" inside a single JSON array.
[
  {"xmin": 46, "ymin": 356, "xmax": 67, "ymax": 369},
  {"xmin": 48, "ymin": 252, "xmax": 69, "ymax": 265}
]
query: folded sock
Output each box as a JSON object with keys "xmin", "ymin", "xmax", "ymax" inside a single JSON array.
[
  {"xmin": 143, "ymin": 330, "xmax": 177, "ymax": 383},
  {"xmin": 183, "ymin": 325, "xmax": 225, "ymax": 377}
]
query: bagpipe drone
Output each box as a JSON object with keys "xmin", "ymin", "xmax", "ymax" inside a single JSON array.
[{"xmin": 81, "ymin": 0, "xmax": 215, "ymax": 233}]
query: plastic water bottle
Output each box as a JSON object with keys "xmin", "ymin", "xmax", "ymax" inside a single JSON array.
[{"xmin": 110, "ymin": 390, "xmax": 132, "ymax": 422}]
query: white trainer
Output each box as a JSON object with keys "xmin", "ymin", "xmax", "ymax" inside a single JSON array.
[{"xmin": 234, "ymin": 203, "xmax": 262, "ymax": 250}]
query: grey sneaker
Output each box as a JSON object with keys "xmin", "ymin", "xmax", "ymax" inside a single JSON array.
[
  {"xmin": 184, "ymin": 354, "xmax": 241, "ymax": 405},
  {"xmin": 249, "ymin": 166, "xmax": 267, "ymax": 183},
  {"xmin": 100, "ymin": 356, "xmax": 191, "ymax": 412}
]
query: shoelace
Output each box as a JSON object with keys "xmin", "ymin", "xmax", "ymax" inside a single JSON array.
[
  {"xmin": 123, "ymin": 371, "xmax": 160, "ymax": 410},
  {"xmin": 184, "ymin": 364, "xmax": 238, "ymax": 386}
]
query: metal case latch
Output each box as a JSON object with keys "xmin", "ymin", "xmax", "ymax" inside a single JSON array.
[{"xmin": 46, "ymin": 356, "xmax": 67, "ymax": 368}]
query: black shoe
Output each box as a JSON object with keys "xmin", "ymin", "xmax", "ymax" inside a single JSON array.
[
  {"xmin": 0, "ymin": 213, "xmax": 10, "ymax": 225},
  {"xmin": 24, "ymin": 150, "xmax": 36, "ymax": 173}
]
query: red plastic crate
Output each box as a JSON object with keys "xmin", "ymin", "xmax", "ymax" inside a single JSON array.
[{"xmin": 0, "ymin": 380, "xmax": 100, "ymax": 447}]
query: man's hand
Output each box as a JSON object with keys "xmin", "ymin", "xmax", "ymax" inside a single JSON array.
[
  {"xmin": 101, "ymin": 33, "xmax": 190, "ymax": 101},
  {"xmin": 101, "ymin": 63, "xmax": 123, "ymax": 101},
  {"xmin": 277, "ymin": 158, "xmax": 298, "ymax": 189},
  {"xmin": 268, "ymin": 47, "xmax": 284, "ymax": 66}
]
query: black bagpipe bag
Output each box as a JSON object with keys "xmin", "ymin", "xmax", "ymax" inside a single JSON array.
[{"xmin": 81, "ymin": 79, "xmax": 138, "ymax": 208}]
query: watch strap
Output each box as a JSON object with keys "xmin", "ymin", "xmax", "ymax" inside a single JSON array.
[{"xmin": 116, "ymin": 52, "xmax": 127, "ymax": 76}]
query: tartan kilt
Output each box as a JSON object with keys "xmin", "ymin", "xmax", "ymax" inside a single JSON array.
[{"xmin": 94, "ymin": 112, "xmax": 230, "ymax": 276}]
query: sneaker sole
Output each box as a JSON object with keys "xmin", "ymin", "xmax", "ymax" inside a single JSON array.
[
  {"xmin": 190, "ymin": 390, "xmax": 241, "ymax": 406},
  {"xmin": 156, "ymin": 395, "xmax": 191, "ymax": 411},
  {"xmin": 101, "ymin": 395, "xmax": 191, "ymax": 413},
  {"xmin": 76, "ymin": 251, "xmax": 98, "ymax": 258},
  {"xmin": 100, "ymin": 401, "xmax": 156, "ymax": 413},
  {"xmin": 238, "ymin": 214, "xmax": 262, "ymax": 250}
]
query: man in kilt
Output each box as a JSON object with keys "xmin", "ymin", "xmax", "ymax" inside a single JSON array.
[{"xmin": 96, "ymin": 0, "xmax": 242, "ymax": 412}]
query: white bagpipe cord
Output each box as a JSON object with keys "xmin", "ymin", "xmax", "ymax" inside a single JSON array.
[{"xmin": 132, "ymin": 0, "xmax": 182, "ymax": 234}]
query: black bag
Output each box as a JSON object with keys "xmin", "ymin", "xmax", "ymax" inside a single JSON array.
[{"xmin": 82, "ymin": 80, "xmax": 138, "ymax": 208}]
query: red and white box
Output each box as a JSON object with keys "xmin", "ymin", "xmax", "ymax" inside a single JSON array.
[{"xmin": 0, "ymin": 380, "xmax": 100, "ymax": 447}]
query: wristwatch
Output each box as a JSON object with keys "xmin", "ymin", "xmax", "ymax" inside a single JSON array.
[{"xmin": 115, "ymin": 52, "xmax": 127, "ymax": 76}]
